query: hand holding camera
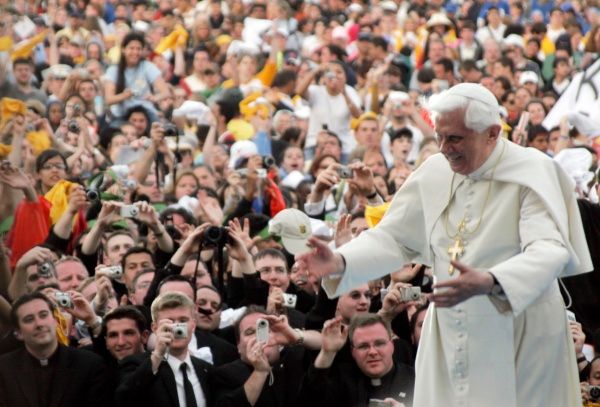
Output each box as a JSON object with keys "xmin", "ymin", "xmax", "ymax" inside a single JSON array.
[
  {"xmin": 66, "ymin": 185, "xmax": 88, "ymax": 215},
  {"xmin": 246, "ymin": 335, "xmax": 270, "ymax": 372},
  {"xmin": 266, "ymin": 287, "xmax": 285, "ymax": 314},
  {"xmin": 380, "ymin": 283, "xmax": 421, "ymax": 319},
  {"xmin": 15, "ymin": 246, "xmax": 55, "ymax": 271},
  {"xmin": 313, "ymin": 162, "xmax": 342, "ymax": 195},
  {"xmin": 96, "ymin": 201, "xmax": 124, "ymax": 228},
  {"xmin": 154, "ymin": 319, "xmax": 175, "ymax": 358},
  {"xmin": 346, "ymin": 161, "xmax": 377, "ymax": 198},
  {"xmin": 61, "ymin": 291, "xmax": 97, "ymax": 326}
]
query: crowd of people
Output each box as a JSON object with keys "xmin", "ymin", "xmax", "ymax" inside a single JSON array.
[{"xmin": 0, "ymin": 0, "xmax": 599, "ymax": 405}]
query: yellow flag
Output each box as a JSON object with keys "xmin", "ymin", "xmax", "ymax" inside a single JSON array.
[
  {"xmin": 45, "ymin": 179, "xmax": 76, "ymax": 224},
  {"xmin": 10, "ymin": 29, "xmax": 49, "ymax": 60}
]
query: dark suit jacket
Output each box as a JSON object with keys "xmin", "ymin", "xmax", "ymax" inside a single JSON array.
[
  {"xmin": 116, "ymin": 351, "xmax": 212, "ymax": 407},
  {"xmin": 0, "ymin": 345, "xmax": 110, "ymax": 407},
  {"xmin": 210, "ymin": 347, "xmax": 305, "ymax": 407},
  {"xmin": 194, "ymin": 328, "xmax": 239, "ymax": 366}
]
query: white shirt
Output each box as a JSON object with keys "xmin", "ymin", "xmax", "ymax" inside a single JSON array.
[
  {"xmin": 166, "ymin": 353, "xmax": 207, "ymax": 407},
  {"xmin": 306, "ymin": 84, "xmax": 362, "ymax": 154}
]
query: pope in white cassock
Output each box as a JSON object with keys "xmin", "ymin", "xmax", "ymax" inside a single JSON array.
[{"xmin": 297, "ymin": 83, "xmax": 593, "ymax": 407}]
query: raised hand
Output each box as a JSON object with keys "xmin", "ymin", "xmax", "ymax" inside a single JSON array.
[
  {"xmin": 0, "ymin": 163, "xmax": 34, "ymax": 190},
  {"xmin": 334, "ymin": 214, "xmax": 353, "ymax": 248},
  {"xmin": 321, "ymin": 317, "xmax": 347, "ymax": 354},
  {"xmin": 295, "ymin": 236, "xmax": 345, "ymax": 280},
  {"xmin": 246, "ymin": 337, "xmax": 271, "ymax": 372}
]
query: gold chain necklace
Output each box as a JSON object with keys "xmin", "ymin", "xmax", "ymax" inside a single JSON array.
[{"xmin": 444, "ymin": 141, "xmax": 506, "ymax": 274}]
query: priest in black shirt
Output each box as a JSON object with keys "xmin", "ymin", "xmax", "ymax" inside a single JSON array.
[
  {"xmin": 0, "ymin": 292, "xmax": 110, "ymax": 407},
  {"xmin": 300, "ymin": 314, "xmax": 414, "ymax": 407}
]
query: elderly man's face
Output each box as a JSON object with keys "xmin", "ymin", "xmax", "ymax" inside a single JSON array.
[
  {"xmin": 56, "ymin": 261, "xmax": 88, "ymax": 291},
  {"xmin": 436, "ymin": 109, "xmax": 498, "ymax": 175},
  {"xmin": 350, "ymin": 323, "xmax": 394, "ymax": 378}
]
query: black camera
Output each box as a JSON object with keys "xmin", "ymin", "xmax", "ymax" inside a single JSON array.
[
  {"xmin": 204, "ymin": 226, "xmax": 230, "ymax": 247},
  {"xmin": 67, "ymin": 120, "xmax": 80, "ymax": 133},
  {"xmin": 262, "ymin": 155, "xmax": 275, "ymax": 168},
  {"xmin": 590, "ymin": 386, "xmax": 600, "ymax": 401},
  {"xmin": 86, "ymin": 188, "xmax": 100, "ymax": 201},
  {"xmin": 163, "ymin": 123, "xmax": 178, "ymax": 137}
]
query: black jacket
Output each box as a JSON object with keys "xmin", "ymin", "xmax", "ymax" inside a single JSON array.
[
  {"xmin": 116, "ymin": 351, "xmax": 212, "ymax": 407},
  {"xmin": 300, "ymin": 360, "xmax": 415, "ymax": 407},
  {"xmin": 194, "ymin": 328, "xmax": 239, "ymax": 366},
  {"xmin": 0, "ymin": 345, "xmax": 110, "ymax": 407},
  {"xmin": 210, "ymin": 347, "xmax": 305, "ymax": 407}
]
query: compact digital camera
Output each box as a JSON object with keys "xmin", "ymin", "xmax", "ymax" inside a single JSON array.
[
  {"xmin": 337, "ymin": 166, "xmax": 353, "ymax": 179},
  {"xmin": 399, "ymin": 286, "xmax": 422, "ymax": 302},
  {"xmin": 38, "ymin": 261, "xmax": 55, "ymax": 278},
  {"xmin": 282, "ymin": 293, "xmax": 297, "ymax": 308},
  {"xmin": 55, "ymin": 291, "xmax": 73, "ymax": 308},
  {"xmin": 172, "ymin": 323, "xmax": 188, "ymax": 339},
  {"xmin": 120, "ymin": 205, "xmax": 139, "ymax": 218},
  {"xmin": 99, "ymin": 266, "xmax": 123, "ymax": 279}
]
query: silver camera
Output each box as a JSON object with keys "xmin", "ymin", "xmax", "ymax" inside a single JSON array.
[
  {"xmin": 282, "ymin": 293, "xmax": 297, "ymax": 308},
  {"xmin": 99, "ymin": 266, "xmax": 123, "ymax": 279},
  {"xmin": 172, "ymin": 323, "xmax": 188, "ymax": 339},
  {"xmin": 337, "ymin": 166, "xmax": 353, "ymax": 179},
  {"xmin": 256, "ymin": 318, "xmax": 269, "ymax": 343},
  {"xmin": 399, "ymin": 286, "xmax": 421, "ymax": 302},
  {"xmin": 38, "ymin": 261, "xmax": 55, "ymax": 278},
  {"xmin": 120, "ymin": 205, "xmax": 139, "ymax": 218},
  {"xmin": 368, "ymin": 399, "xmax": 389, "ymax": 407},
  {"xmin": 55, "ymin": 291, "xmax": 73, "ymax": 308}
]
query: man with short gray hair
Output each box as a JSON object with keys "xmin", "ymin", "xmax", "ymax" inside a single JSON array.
[{"xmin": 299, "ymin": 83, "xmax": 592, "ymax": 406}]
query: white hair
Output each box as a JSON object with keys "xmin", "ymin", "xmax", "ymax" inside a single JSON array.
[{"xmin": 428, "ymin": 84, "xmax": 501, "ymax": 133}]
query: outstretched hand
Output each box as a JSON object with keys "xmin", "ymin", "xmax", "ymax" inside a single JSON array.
[
  {"xmin": 295, "ymin": 236, "xmax": 344, "ymax": 281},
  {"xmin": 429, "ymin": 260, "xmax": 494, "ymax": 307}
]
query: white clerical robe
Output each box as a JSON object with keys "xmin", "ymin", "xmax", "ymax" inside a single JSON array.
[{"xmin": 322, "ymin": 138, "xmax": 592, "ymax": 406}]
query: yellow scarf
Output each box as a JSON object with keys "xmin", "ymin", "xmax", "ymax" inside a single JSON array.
[{"xmin": 44, "ymin": 180, "xmax": 76, "ymax": 224}]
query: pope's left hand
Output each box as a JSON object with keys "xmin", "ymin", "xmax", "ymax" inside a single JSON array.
[{"xmin": 429, "ymin": 261, "xmax": 494, "ymax": 307}]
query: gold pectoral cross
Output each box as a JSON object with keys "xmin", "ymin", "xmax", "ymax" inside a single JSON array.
[{"xmin": 447, "ymin": 237, "xmax": 465, "ymax": 275}]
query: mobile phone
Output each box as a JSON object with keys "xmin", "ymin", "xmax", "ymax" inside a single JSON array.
[
  {"xmin": 256, "ymin": 318, "xmax": 269, "ymax": 343},
  {"xmin": 515, "ymin": 112, "xmax": 530, "ymax": 146}
]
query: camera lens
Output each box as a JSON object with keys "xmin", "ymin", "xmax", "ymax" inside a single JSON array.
[
  {"xmin": 262, "ymin": 155, "xmax": 275, "ymax": 168},
  {"xmin": 68, "ymin": 120, "xmax": 80, "ymax": 133},
  {"xmin": 86, "ymin": 189, "xmax": 99, "ymax": 201},
  {"xmin": 163, "ymin": 123, "xmax": 178, "ymax": 137}
]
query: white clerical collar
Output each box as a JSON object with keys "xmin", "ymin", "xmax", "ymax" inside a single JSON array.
[{"xmin": 467, "ymin": 138, "xmax": 505, "ymax": 181}]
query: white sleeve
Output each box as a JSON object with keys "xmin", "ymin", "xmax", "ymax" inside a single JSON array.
[
  {"xmin": 322, "ymin": 176, "xmax": 427, "ymax": 297},
  {"xmin": 489, "ymin": 187, "xmax": 570, "ymax": 316}
]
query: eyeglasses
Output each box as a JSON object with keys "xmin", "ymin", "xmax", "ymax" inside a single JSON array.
[
  {"xmin": 41, "ymin": 163, "xmax": 66, "ymax": 171},
  {"xmin": 353, "ymin": 339, "xmax": 390, "ymax": 352},
  {"xmin": 348, "ymin": 291, "xmax": 373, "ymax": 301}
]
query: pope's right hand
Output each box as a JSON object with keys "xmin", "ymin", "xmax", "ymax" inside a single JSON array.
[{"xmin": 295, "ymin": 237, "xmax": 344, "ymax": 280}]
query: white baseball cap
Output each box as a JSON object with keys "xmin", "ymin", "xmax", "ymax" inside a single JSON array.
[{"xmin": 268, "ymin": 209, "xmax": 312, "ymax": 255}]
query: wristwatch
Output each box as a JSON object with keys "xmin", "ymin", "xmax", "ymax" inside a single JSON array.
[{"xmin": 490, "ymin": 274, "xmax": 504, "ymax": 296}]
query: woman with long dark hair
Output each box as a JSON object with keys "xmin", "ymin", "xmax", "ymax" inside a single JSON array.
[{"xmin": 104, "ymin": 31, "xmax": 170, "ymax": 121}]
